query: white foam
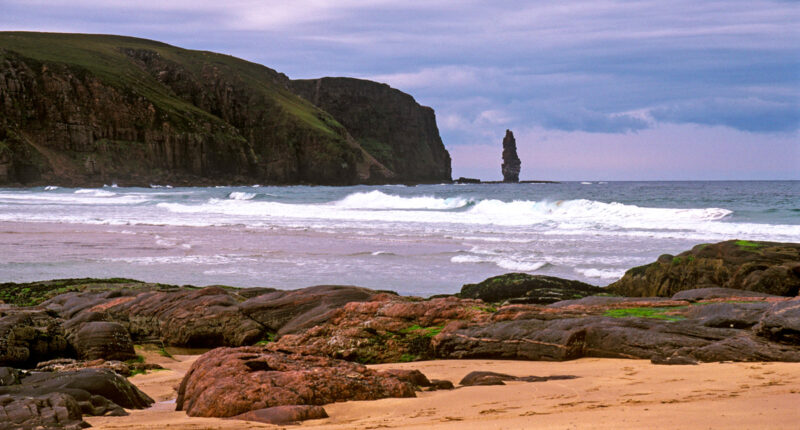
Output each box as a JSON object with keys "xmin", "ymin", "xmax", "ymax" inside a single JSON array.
[
  {"xmin": 451, "ymin": 255, "xmax": 548, "ymax": 272},
  {"xmin": 74, "ymin": 189, "xmax": 116, "ymax": 197},
  {"xmin": 228, "ymin": 192, "xmax": 256, "ymax": 200},
  {"xmin": 574, "ymin": 267, "xmax": 626, "ymax": 280},
  {"xmin": 44, "ymin": 186, "xmax": 59, "ymax": 191},
  {"xmin": 334, "ymin": 190, "xmax": 471, "ymax": 210}
]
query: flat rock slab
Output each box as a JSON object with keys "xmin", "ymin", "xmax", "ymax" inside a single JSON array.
[
  {"xmin": 231, "ymin": 405, "xmax": 328, "ymax": 425},
  {"xmin": 459, "ymin": 371, "xmax": 577, "ymax": 386}
]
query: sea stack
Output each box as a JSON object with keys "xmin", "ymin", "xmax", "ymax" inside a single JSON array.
[{"xmin": 501, "ymin": 129, "xmax": 521, "ymax": 183}]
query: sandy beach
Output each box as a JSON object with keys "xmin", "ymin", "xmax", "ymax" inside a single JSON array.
[{"xmin": 84, "ymin": 347, "xmax": 800, "ymax": 430}]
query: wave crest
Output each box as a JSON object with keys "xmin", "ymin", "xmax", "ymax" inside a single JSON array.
[{"xmin": 334, "ymin": 190, "xmax": 472, "ymax": 210}]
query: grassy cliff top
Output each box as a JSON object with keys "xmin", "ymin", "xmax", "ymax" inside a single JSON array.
[{"xmin": 0, "ymin": 31, "xmax": 340, "ymax": 135}]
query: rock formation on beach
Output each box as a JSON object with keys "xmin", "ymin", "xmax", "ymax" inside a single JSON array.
[
  {"xmin": 0, "ymin": 239, "xmax": 799, "ymax": 427},
  {"xmin": 501, "ymin": 129, "xmax": 520, "ymax": 182},
  {"xmin": 0, "ymin": 32, "xmax": 451, "ymax": 186}
]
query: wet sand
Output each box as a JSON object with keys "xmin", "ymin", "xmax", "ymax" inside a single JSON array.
[{"xmin": 85, "ymin": 350, "xmax": 800, "ymax": 429}]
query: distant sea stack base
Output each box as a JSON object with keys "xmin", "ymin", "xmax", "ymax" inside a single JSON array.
[
  {"xmin": 0, "ymin": 32, "xmax": 451, "ymax": 187},
  {"xmin": 501, "ymin": 129, "xmax": 521, "ymax": 183}
]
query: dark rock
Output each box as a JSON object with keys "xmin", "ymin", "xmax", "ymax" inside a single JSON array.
[
  {"xmin": 501, "ymin": 130, "xmax": 521, "ymax": 183},
  {"xmin": 240, "ymin": 285, "xmax": 381, "ymax": 336},
  {"xmin": 72, "ymin": 321, "xmax": 135, "ymax": 361},
  {"xmin": 428, "ymin": 379, "xmax": 455, "ymax": 390},
  {"xmin": 459, "ymin": 371, "xmax": 513, "ymax": 386},
  {"xmin": 380, "ymin": 369, "xmax": 431, "ymax": 387},
  {"xmin": 0, "ymin": 309, "xmax": 69, "ymax": 367},
  {"xmin": 0, "ymin": 368, "xmax": 152, "ymax": 425},
  {"xmin": 609, "ymin": 240, "xmax": 800, "ymax": 297},
  {"xmin": 459, "ymin": 273, "xmax": 603, "ymax": 305},
  {"xmin": 231, "ymin": 405, "xmax": 328, "ymax": 425},
  {"xmin": 0, "ymin": 368, "xmax": 153, "ymax": 412},
  {"xmin": 672, "ymin": 287, "xmax": 778, "ymax": 302},
  {"xmin": 290, "ymin": 77, "xmax": 452, "ymax": 183},
  {"xmin": 459, "ymin": 371, "xmax": 577, "ymax": 386},
  {"xmin": 754, "ymin": 298, "xmax": 800, "ymax": 344},
  {"xmin": 0, "ymin": 392, "xmax": 86, "ymax": 430},
  {"xmin": 45, "ymin": 286, "xmax": 266, "ymax": 348},
  {"xmin": 176, "ymin": 347, "xmax": 418, "ymax": 418},
  {"xmin": 686, "ymin": 302, "xmax": 769, "ymax": 329},
  {"xmin": 455, "ymin": 177, "xmax": 481, "ymax": 184},
  {"xmin": 0, "ymin": 368, "xmax": 22, "ymax": 386},
  {"xmin": 433, "ymin": 310, "xmax": 800, "ymax": 363}
]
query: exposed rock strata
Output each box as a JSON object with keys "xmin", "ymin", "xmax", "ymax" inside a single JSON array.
[
  {"xmin": 0, "ymin": 32, "xmax": 451, "ymax": 186},
  {"xmin": 291, "ymin": 77, "xmax": 452, "ymax": 183},
  {"xmin": 609, "ymin": 240, "xmax": 800, "ymax": 297}
]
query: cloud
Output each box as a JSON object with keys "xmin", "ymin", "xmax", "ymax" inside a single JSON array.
[
  {"xmin": 1, "ymin": 0, "xmax": 797, "ymax": 178},
  {"xmin": 650, "ymin": 98, "xmax": 800, "ymax": 133}
]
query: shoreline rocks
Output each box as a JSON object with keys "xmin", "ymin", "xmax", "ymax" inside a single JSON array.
[{"xmin": 609, "ymin": 240, "xmax": 800, "ymax": 297}]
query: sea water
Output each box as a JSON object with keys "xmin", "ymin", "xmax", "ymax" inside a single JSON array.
[{"xmin": 0, "ymin": 181, "xmax": 797, "ymax": 296}]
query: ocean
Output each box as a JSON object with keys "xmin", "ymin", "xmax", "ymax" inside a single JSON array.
[{"xmin": 1, "ymin": 181, "xmax": 798, "ymax": 296}]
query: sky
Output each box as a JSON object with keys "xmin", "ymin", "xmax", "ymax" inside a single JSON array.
[{"xmin": 2, "ymin": 0, "xmax": 798, "ymax": 180}]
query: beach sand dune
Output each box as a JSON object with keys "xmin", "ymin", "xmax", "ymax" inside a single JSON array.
[{"xmin": 84, "ymin": 351, "xmax": 800, "ymax": 429}]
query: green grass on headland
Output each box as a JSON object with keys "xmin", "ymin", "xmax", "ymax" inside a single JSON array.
[{"xmin": 603, "ymin": 306, "xmax": 687, "ymax": 322}]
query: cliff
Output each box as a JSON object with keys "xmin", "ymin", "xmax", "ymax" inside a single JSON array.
[
  {"xmin": 0, "ymin": 32, "xmax": 450, "ymax": 186},
  {"xmin": 291, "ymin": 78, "xmax": 451, "ymax": 183}
]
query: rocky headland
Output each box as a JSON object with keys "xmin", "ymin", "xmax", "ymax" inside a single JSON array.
[
  {"xmin": 0, "ymin": 32, "xmax": 451, "ymax": 186},
  {"xmin": 0, "ymin": 239, "xmax": 798, "ymax": 428}
]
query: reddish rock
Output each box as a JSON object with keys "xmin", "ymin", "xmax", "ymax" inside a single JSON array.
[
  {"xmin": 176, "ymin": 347, "xmax": 418, "ymax": 418},
  {"xmin": 275, "ymin": 295, "xmax": 493, "ymax": 363},
  {"xmin": 231, "ymin": 405, "xmax": 328, "ymax": 425},
  {"xmin": 240, "ymin": 285, "xmax": 383, "ymax": 335}
]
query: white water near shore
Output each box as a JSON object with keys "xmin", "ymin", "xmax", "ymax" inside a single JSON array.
[{"xmin": 1, "ymin": 181, "xmax": 797, "ymax": 294}]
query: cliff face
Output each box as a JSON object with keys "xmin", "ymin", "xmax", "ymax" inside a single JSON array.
[
  {"xmin": 291, "ymin": 77, "xmax": 452, "ymax": 183},
  {"xmin": 0, "ymin": 33, "xmax": 448, "ymax": 186}
]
